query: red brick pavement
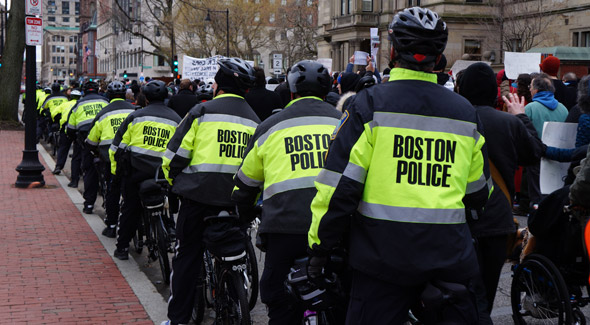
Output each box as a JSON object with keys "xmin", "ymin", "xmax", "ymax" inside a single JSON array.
[{"xmin": 0, "ymin": 131, "xmax": 151, "ymax": 324}]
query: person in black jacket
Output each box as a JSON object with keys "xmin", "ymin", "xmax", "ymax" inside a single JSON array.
[
  {"xmin": 274, "ymin": 67, "xmax": 291, "ymax": 107},
  {"xmin": 245, "ymin": 67, "xmax": 283, "ymax": 121},
  {"xmin": 458, "ymin": 63, "xmax": 545, "ymax": 323},
  {"xmin": 167, "ymin": 79, "xmax": 200, "ymax": 118}
]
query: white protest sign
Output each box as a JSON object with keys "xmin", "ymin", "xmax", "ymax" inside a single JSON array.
[
  {"xmin": 182, "ymin": 55, "xmax": 223, "ymax": 82},
  {"xmin": 353, "ymin": 51, "xmax": 370, "ymax": 65},
  {"xmin": 370, "ymin": 28, "xmax": 380, "ymax": 69},
  {"xmin": 504, "ymin": 52, "xmax": 541, "ymax": 80},
  {"xmin": 317, "ymin": 58, "xmax": 333, "ymax": 74},
  {"xmin": 540, "ymin": 122, "xmax": 578, "ymax": 194},
  {"xmin": 265, "ymin": 84, "xmax": 279, "ymax": 91},
  {"xmin": 449, "ymin": 60, "xmax": 489, "ymax": 78}
]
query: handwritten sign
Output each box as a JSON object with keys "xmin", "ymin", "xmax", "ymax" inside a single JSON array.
[
  {"xmin": 540, "ymin": 122, "xmax": 578, "ymax": 194},
  {"xmin": 504, "ymin": 52, "xmax": 541, "ymax": 80},
  {"xmin": 317, "ymin": 58, "xmax": 333, "ymax": 74},
  {"xmin": 182, "ymin": 55, "xmax": 224, "ymax": 82},
  {"xmin": 353, "ymin": 51, "xmax": 370, "ymax": 66}
]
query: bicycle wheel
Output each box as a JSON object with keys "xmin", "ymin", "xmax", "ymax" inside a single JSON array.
[
  {"xmin": 245, "ymin": 238, "xmax": 259, "ymax": 310},
  {"xmin": 217, "ymin": 269, "xmax": 251, "ymax": 325},
  {"xmin": 511, "ymin": 254, "xmax": 573, "ymax": 324},
  {"xmin": 153, "ymin": 214, "xmax": 171, "ymax": 285},
  {"xmin": 192, "ymin": 259, "xmax": 207, "ymax": 324}
]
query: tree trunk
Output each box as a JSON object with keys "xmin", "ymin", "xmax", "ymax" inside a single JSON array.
[{"xmin": 0, "ymin": 1, "xmax": 25, "ymax": 121}]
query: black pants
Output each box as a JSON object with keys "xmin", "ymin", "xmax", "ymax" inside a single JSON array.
[
  {"xmin": 472, "ymin": 235, "xmax": 507, "ymax": 324},
  {"xmin": 81, "ymin": 143, "xmax": 98, "ymax": 207},
  {"xmin": 103, "ymin": 166, "xmax": 122, "ymax": 227},
  {"xmin": 260, "ymin": 233, "xmax": 308, "ymax": 325},
  {"xmin": 346, "ymin": 271, "xmax": 478, "ymax": 325},
  {"xmin": 526, "ymin": 163, "xmax": 542, "ymax": 206},
  {"xmin": 167, "ymin": 199, "xmax": 231, "ymax": 324},
  {"xmin": 116, "ymin": 177, "xmax": 143, "ymax": 251},
  {"xmin": 55, "ymin": 130, "xmax": 72, "ymax": 169}
]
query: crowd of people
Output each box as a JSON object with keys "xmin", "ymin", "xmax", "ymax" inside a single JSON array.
[{"xmin": 30, "ymin": 6, "xmax": 590, "ymax": 325}]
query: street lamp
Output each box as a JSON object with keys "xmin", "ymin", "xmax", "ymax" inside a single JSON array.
[{"xmin": 205, "ymin": 9, "xmax": 230, "ymax": 57}]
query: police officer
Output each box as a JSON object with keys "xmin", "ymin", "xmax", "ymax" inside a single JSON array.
[
  {"xmin": 37, "ymin": 85, "xmax": 63, "ymax": 142},
  {"xmin": 52, "ymin": 89, "xmax": 82, "ymax": 176},
  {"xmin": 44, "ymin": 83, "xmax": 69, "ymax": 123},
  {"xmin": 66, "ymin": 81, "xmax": 109, "ymax": 213},
  {"xmin": 160, "ymin": 58, "xmax": 259, "ymax": 325},
  {"xmin": 307, "ymin": 7, "xmax": 491, "ymax": 323},
  {"xmin": 86, "ymin": 81, "xmax": 135, "ymax": 238},
  {"xmin": 110, "ymin": 80, "xmax": 181, "ymax": 260},
  {"xmin": 232, "ymin": 60, "xmax": 341, "ymax": 324}
]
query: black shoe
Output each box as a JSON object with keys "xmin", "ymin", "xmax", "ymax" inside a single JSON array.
[
  {"xmin": 83, "ymin": 205, "xmax": 93, "ymax": 214},
  {"xmin": 52, "ymin": 166, "xmax": 62, "ymax": 175},
  {"xmin": 102, "ymin": 226, "xmax": 117, "ymax": 238},
  {"xmin": 114, "ymin": 248, "xmax": 129, "ymax": 260},
  {"xmin": 67, "ymin": 180, "xmax": 78, "ymax": 188}
]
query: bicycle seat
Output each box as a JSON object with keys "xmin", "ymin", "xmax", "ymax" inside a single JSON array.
[{"xmin": 138, "ymin": 179, "xmax": 164, "ymax": 207}]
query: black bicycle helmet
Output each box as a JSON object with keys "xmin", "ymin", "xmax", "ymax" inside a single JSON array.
[
  {"xmin": 83, "ymin": 80, "xmax": 99, "ymax": 93},
  {"xmin": 142, "ymin": 80, "xmax": 168, "ymax": 102},
  {"xmin": 287, "ymin": 60, "xmax": 331, "ymax": 97},
  {"xmin": 355, "ymin": 75, "xmax": 377, "ymax": 92},
  {"xmin": 51, "ymin": 83, "xmax": 61, "ymax": 93},
  {"xmin": 388, "ymin": 7, "xmax": 448, "ymax": 64},
  {"xmin": 217, "ymin": 58, "xmax": 256, "ymax": 90},
  {"xmin": 107, "ymin": 81, "xmax": 126, "ymax": 97},
  {"xmin": 196, "ymin": 83, "xmax": 213, "ymax": 101},
  {"xmin": 44, "ymin": 87, "xmax": 52, "ymax": 94}
]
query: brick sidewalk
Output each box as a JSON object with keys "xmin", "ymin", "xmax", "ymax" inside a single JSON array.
[{"xmin": 0, "ymin": 130, "xmax": 151, "ymax": 324}]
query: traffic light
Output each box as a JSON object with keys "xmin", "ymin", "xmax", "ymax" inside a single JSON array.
[
  {"xmin": 123, "ymin": 70, "xmax": 128, "ymax": 79},
  {"xmin": 173, "ymin": 55, "xmax": 178, "ymax": 73},
  {"xmin": 0, "ymin": 55, "xmax": 2, "ymax": 68}
]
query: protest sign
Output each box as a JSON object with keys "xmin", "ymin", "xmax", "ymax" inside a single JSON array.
[
  {"xmin": 182, "ymin": 55, "xmax": 222, "ymax": 81},
  {"xmin": 540, "ymin": 122, "xmax": 578, "ymax": 194},
  {"xmin": 317, "ymin": 58, "xmax": 333, "ymax": 74},
  {"xmin": 370, "ymin": 28, "xmax": 380, "ymax": 69},
  {"xmin": 504, "ymin": 52, "xmax": 541, "ymax": 80},
  {"xmin": 353, "ymin": 51, "xmax": 370, "ymax": 65},
  {"xmin": 450, "ymin": 60, "xmax": 490, "ymax": 78}
]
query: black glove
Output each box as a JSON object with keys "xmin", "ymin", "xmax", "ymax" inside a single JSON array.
[{"xmin": 307, "ymin": 255, "xmax": 328, "ymax": 287}]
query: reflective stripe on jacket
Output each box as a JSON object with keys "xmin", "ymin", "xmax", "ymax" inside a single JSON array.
[
  {"xmin": 232, "ymin": 97, "xmax": 341, "ymax": 235},
  {"xmin": 110, "ymin": 102, "xmax": 181, "ymax": 177},
  {"xmin": 162, "ymin": 93, "xmax": 260, "ymax": 206},
  {"xmin": 43, "ymin": 95, "xmax": 68, "ymax": 118},
  {"xmin": 66, "ymin": 93, "xmax": 109, "ymax": 134},
  {"xmin": 308, "ymin": 68, "xmax": 492, "ymax": 285},
  {"xmin": 52, "ymin": 100, "xmax": 77, "ymax": 127},
  {"xmin": 87, "ymin": 98, "xmax": 135, "ymax": 163}
]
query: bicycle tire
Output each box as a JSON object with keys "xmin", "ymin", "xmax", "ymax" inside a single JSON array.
[
  {"xmin": 511, "ymin": 254, "xmax": 573, "ymax": 325},
  {"xmin": 217, "ymin": 269, "xmax": 251, "ymax": 325},
  {"xmin": 192, "ymin": 259, "xmax": 207, "ymax": 324},
  {"xmin": 153, "ymin": 214, "xmax": 171, "ymax": 285},
  {"xmin": 245, "ymin": 238, "xmax": 259, "ymax": 310},
  {"xmin": 132, "ymin": 228, "xmax": 143, "ymax": 254}
]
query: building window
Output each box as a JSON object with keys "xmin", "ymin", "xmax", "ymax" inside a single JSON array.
[
  {"xmin": 63, "ymin": 17, "xmax": 70, "ymax": 22},
  {"xmin": 408, "ymin": 0, "xmax": 421, "ymax": 6},
  {"xmin": 509, "ymin": 39, "xmax": 523, "ymax": 52},
  {"xmin": 362, "ymin": 0, "xmax": 372, "ymax": 12},
  {"xmin": 49, "ymin": 0, "xmax": 56, "ymax": 6},
  {"xmin": 48, "ymin": 16, "xmax": 56, "ymax": 22},
  {"xmin": 52, "ymin": 45, "xmax": 56, "ymax": 53},
  {"xmin": 75, "ymin": 17, "xmax": 80, "ymax": 23},
  {"xmin": 70, "ymin": 46, "xmax": 74, "ymax": 53},
  {"xmin": 52, "ymin": 57, "xmax": 56, "ymax": 64},
  {"xmin": 269, "ymin": 13, "xmax": 275, "ymax": 23},
  {"xmin": 62, "ymin": 1, "xmax": 70, "ymax": 15},
  {"xmin": 75, "ymin": 1, "xmax": 80, "ymax": 15},
  {"xmin": 573, "ymin": 31, "xmax": 590, "ymax": 47},
  {"xmin": 464, "ymin": 39, "xmax": 482, "ymax": 60}
]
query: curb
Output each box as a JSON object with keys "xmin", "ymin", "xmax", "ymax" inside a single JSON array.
[{"xmin": 37, "ymin": 143, "xmax": 168, "ymax": 325}]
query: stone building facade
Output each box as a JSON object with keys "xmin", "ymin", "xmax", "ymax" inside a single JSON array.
[{"xmin": 317, "ymin": 0, "xmax": 590, "ymax": 74}]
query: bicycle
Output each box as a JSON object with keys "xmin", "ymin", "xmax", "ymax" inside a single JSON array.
[
  {"xmin": 285, "ymin": 252, "xmax": 348, "ymax": 325},
  {"xmin": 137, "ymin": 176, "xmax": 175, "ymax": 285},
  {"xmin": 191, "ymin": 212, "xmax": 252, "ymax": 325}
]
